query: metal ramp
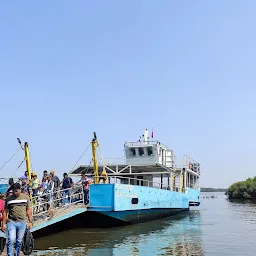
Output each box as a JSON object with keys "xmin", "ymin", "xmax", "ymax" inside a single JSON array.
[
  {"xmin": 31, "ymin": 204, "xmax": 87, "ymax": 232},
  {"xmin": 30, "ymin": 185, "xmax": 87, "ymax": 233}
]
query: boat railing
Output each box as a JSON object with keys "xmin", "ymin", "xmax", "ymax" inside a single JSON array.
[
  {"xmin": 97, "ymin": 175, "xmax": 185, "ymax": 192},
  {"xmin": 174, "ymin": 164, "xmax": 183, "ymax": 170},
  {"xmin": 182, "ymin": 155, "xmax": 201, "ymax": 174},
  {"xmin": 30, "ymin": 185, "xmax": 84, "ymax": 223}
]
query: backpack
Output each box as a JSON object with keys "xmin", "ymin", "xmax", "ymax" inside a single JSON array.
[{"xmin": 21, "ymin": 228, "xmax": 34, "ymax": 255}]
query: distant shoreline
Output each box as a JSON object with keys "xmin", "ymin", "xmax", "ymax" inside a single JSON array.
[{"xmin": 201, "ymin": 188, "xmax": 227, "ymax": 192}]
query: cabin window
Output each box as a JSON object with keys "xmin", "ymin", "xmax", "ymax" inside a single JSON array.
[
  {"xmin": 131, "ymin": 198, "xmax": 139, "ymax": 204},
  {"xmin": 138, "ymin": 147, "xmax": 144, "ymax": 156},
  {"xmin": 129, "ymin": 148, "xmax": 136, "ymax": 157},
  {"xmin": 146, "ymin": 146, "xmax": 153, "ymax": 156}
]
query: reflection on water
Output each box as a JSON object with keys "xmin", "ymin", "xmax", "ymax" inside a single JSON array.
[{"xmin": 33, "ymin": 211, "xmax": 204, "ymax": 256}]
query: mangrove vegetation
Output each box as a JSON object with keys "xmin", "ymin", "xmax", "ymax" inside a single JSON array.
[{"xmin": 226, "ymin": 177, "xmax": 256, "ymax": 199}]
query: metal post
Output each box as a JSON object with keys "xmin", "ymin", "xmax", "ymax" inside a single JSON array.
[
  {"xmin": 92, "ymin": 136, "xmax": 99, "ymax": 184},
  {"xmin": 24, "ymin": 142, "xmax": 32, "ymax": 179}
]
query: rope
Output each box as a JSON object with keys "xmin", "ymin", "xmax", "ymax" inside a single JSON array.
[
  {"xmin": 0, "ymin": 148, "xmax": 22, "ymax": 172},
  {"xmin": 10, "ymin": 159, "xmax": 25, "ymax": 178},
  {"xmin": 69, "ymin": 142, "xmax": 91, "ymax": 174},
  {"xmin": 69, "ymin": 136, "xmax": 104, "ymax": 175},
  {"xmin": 80, "ymin": 159, "xmax": 93, "ymax": 174}
]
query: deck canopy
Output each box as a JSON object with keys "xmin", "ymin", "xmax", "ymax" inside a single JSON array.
[{"xmin": 69, "ymin": 163, "xmax": 175, "ymax": 177}]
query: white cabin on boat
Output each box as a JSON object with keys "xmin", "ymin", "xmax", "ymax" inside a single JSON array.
[
  {"xmin": 70, "ymin": 130, "xmax": 200, "ymax": 193},
  {"xmin": 124, "ymin": 141, "xmax": 174, "ymax": 168}
]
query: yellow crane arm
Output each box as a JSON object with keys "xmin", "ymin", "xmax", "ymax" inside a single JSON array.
[
  {"xmin": 24, "ymin": 142, "xmax": 32, "ymax": 180},
  {"xmin": 92, "ymin": 132, "xmax": 99, "ymax": 184}
]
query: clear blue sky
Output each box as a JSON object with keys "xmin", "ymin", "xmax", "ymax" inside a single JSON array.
[{"xmin": 0, "ymin": 1, "xmax": 255, "ymax": 188}]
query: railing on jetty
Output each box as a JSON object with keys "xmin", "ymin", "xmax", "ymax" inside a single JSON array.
[{"xmin": 30, "ymin": 185, "xmax": 85, "ymax": 230}]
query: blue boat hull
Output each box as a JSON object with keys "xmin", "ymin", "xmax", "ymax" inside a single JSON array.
[{"xmin": 88, "ymin": 184, "xmax": 200, "ymax": 223}]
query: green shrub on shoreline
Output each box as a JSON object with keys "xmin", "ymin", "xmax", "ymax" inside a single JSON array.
[{"xmin": 226, "ymin": 177, "xmax": 256, "ymax": 199}]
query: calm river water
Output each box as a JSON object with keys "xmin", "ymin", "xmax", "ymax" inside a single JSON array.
[{"xmin": 31, "ymin": 192, "xmax": 256, "ymax": 256}]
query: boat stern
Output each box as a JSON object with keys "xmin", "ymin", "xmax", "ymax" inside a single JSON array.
[{"xmin": 187, "ymin": 188, "xmax": 200, "ymax": 206}]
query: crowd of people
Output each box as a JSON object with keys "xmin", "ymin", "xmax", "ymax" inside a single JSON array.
[
  {"xmin": 0, "ymin": 170, "xmax": 92, "ymax": 255},
  {"xmin": 6, "ymin": 170, "xmax": 91, "ymax": 207}
]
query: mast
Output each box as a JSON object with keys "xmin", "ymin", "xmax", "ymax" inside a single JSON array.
[
  {"xmin": 24, "ymin": 142, "xmax": 32, "ymax": 180},
  {"xmin": 17, "ymin": 138, "xmax": 32, "ymax": 179},
  {"xmin": 91, "ymin": 132, "xmax": 99, "ymax": 184}
]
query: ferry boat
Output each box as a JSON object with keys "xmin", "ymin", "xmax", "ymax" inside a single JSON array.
[
  {"xmin": 0, "ymin": 133, "xmax": 200, "ymax": 239},
  {"xmin": 69, "ymin": 131, "xmax": 201, "ymax": 224}
]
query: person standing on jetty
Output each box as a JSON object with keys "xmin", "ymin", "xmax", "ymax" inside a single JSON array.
[
  {"xmin": 1, "ymin": 183, "xmax": 32, "ymax": 256},
  {"xmin": 62, "ymin": 173, "xmax": 73, "ymax": 204}
]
